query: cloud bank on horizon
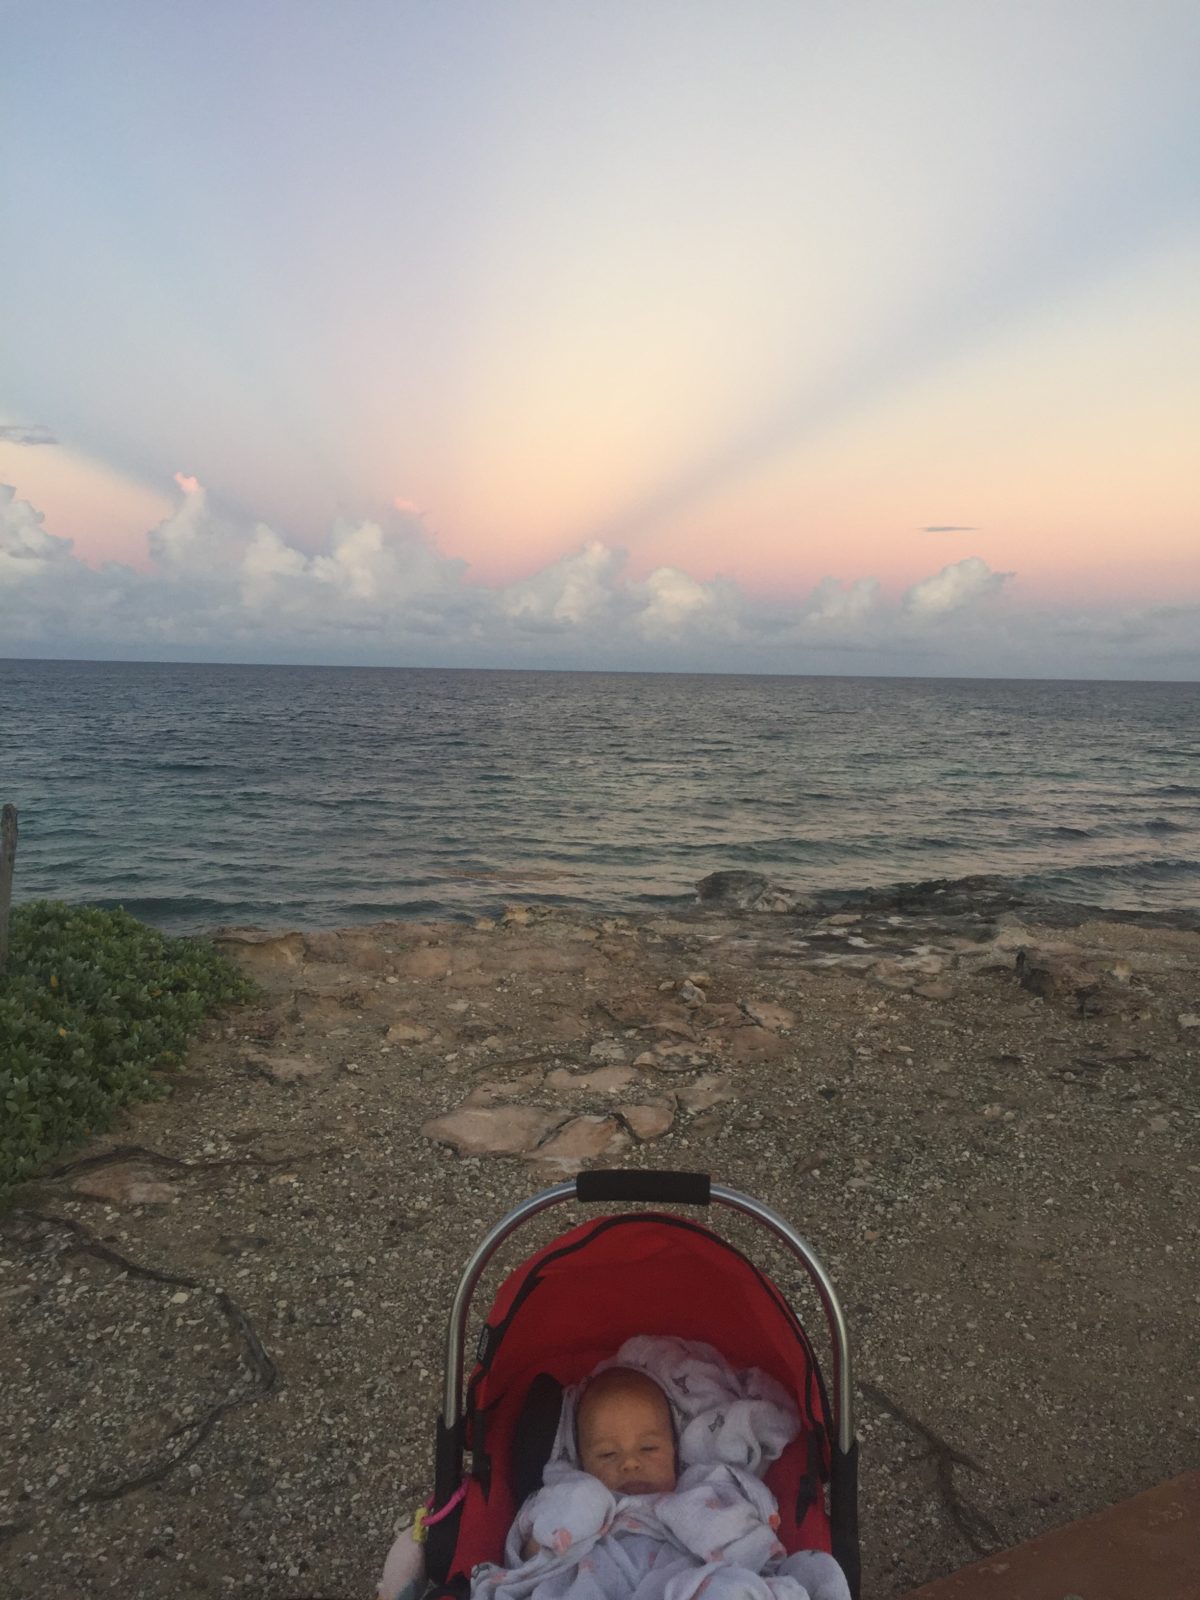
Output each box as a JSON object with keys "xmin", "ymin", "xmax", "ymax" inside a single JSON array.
[{"xmin": 2, "ymin": 479, "xmax": 1196, "ymax": 679}]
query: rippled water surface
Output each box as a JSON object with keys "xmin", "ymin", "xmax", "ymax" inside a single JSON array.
[{"xmin": 2, "ymin": 661, "xmax": 1197, "ymax": 931}]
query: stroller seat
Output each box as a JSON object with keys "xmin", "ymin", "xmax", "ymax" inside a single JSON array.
[{"xmin": 384, "ymin": 1171, "xmax": 859, "ymax": 1600}]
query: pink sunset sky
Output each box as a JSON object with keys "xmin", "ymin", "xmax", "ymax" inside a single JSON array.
[{"xmin": 2, "ymin": 1, "xmax": 1198, "ymax": 676}]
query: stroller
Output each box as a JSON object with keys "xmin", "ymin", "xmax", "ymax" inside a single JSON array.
[{"xmin": 381, "ymin": 1170, "xmax": 860, "ymax": 1600}]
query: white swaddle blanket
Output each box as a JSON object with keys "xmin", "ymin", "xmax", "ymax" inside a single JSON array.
[{"xmin": 469, "ymin": 1337, "xmax": 850, "ymax": 1600}]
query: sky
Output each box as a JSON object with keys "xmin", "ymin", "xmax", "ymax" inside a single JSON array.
[{"xmin": 2, "ymin": 0, "xmax": 1198, "ymax": 678}]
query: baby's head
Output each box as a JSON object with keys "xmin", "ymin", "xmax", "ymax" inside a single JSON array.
[{"xmin": 575, "ymin": 1367, "xmax": 677, "ymax": 1496}]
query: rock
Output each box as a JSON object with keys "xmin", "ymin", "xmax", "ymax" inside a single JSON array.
[
  {"xmin": 870, "ymin": 960, "xmax": 916, "ymax": 992},
  {"xmin": 741, "ymin": 999, "xmax": 797, "ymax": 1031},
  {"xmin": 393, "ymin": 946, "xmax": 453, "ymax": 981},
  {"xmin": 1014, "ymin": 948, "xmax": 1131, "ymax": 1014},
  {"xmin": 384, "ymin": 1021, "xmax": 435, "ymax": 1044},
  {"xmin": 1178, "ymin": 1013, "xmax": 1200, "ymax": 1029},
  {"xmin": 654, "ymin": 1040, "xmax": 701, "ymax": 1061},
  {"xmin": 695, "ymin": 871, "xmax": 814, "ymax": 914},
  {"xmin": 72, "ymin": 1166, "xmax": 177, "ymax": 1207},
  {"xmin": 529, "ymin": 1115, "xmax": 629, "ymax": 1173},
  {"xmin": 335, "ymin": 932, "xmax": 392, "ymax": 972},
  {"xmin": 587, "ymin": 1039, "xmax": 630, "ymax": 1065},
  {"xmin": 827, "ymin": 913, "xmax": 861, "ymax": 926},
  {"xmin": 648, "ymin": 1007, "xmax": 697, "ymax": 1040},
  {"xmin": 633, "ymin": 1052, "xmax": 659, "ymax": 1067},
  {"xmin": 709, "ymin": 1026, "xmax": 786, "ymax": 1063},
  {"xmin": 913, "ymin": 982, "xmax": 955, "ymax": 1002},
  {"xmin": 214, "ymin": 929, "xmax": 307, "ymax": 973},
  {"xmin": 248, "ymin": 1051, "xmax": 328, "ymax": 1082},
  {"xmin": 539, "ymin": 1009, "xmax": 592, "ymax": 1042},
  {"xmin": 303, "ymin": 931, "xmax": 346, "ymax": 962},
  {"xmin": 620, "ymin": 1102, "xmax": 675, "ymax": 1140},
  {"xmin": 422, "ymin": 1106, "xmax": 563, "ymax": 1156},
  {"xmin": 547, "ymin": 1065, "xmax": 638, "ymax": 1095},
  {"xmin": 677, "ymin": 1074, "xmax": 735, "ymax": 1112},
  {"xmin": 678, "ymin": 981, "xmax": 707, "ymax": 1007},
  {"xmin": 502, "ymin": 905, "xmax": 533, "ymax": 926}
]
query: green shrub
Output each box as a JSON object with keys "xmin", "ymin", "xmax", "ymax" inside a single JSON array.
[{"xmin": 0, "ymin": 901, "xmax": 257, "ymax": 1203}]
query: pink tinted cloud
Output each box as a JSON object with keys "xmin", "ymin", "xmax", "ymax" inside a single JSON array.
[{"xmin": 174, "ymin": 472, "xmax": 202, "ymax": 495}]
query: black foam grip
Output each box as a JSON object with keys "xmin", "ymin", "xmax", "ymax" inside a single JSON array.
[{"xmin": 575, "ymin": 1170, "xmax": 711, "ymax": 1205}]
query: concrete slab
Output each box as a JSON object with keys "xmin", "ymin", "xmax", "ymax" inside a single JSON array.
[{"xmin": 902, "ymin": 1471, "xmax": 1200, "ymax": 1600}]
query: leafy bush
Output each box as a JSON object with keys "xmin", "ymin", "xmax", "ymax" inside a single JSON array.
[{"xmin": 0, "ymin": 901, "xmax": 257, "ymax": 1203}]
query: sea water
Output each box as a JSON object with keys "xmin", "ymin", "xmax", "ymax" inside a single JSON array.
[{"xmin": 1, "ymin": 660, "xmax": 1197, "ymax": 933}]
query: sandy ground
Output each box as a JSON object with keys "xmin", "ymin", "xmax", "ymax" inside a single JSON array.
[{"xmin": 1, "ymin": 881, "xmax": 1197, "ymax": 1600}]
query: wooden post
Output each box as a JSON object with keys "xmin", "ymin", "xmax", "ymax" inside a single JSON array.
[{"xmin": 0, "ymin": 804, "xmax": 17, "ymax": 973}]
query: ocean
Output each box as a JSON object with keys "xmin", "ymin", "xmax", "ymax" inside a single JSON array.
[{"xmin": 1, "ymin": 659, "xmax": 1197, "ymax": 933}]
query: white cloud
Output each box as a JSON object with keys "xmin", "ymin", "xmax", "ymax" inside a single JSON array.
[
  {"xmin": 499, "ymin": 541, "xmax": 623, "ymax": 630},
  {"xmin": 903, "ymin": 556, "xmax": 1012, "ymax": 616},
  {"xmin": 635, "ymin": 567, "xmax": 724, "ymax": 637},
  {"xmin": 805, "ymin": 575, "xmax": 880, "ymax": 623},
  {"xmin": 0, "ymin": 484, "xmax": 74, "ymax": 580},
  {"xmin": 0, "ymin": 479, "xmax": 1196, "ymax": 678}
]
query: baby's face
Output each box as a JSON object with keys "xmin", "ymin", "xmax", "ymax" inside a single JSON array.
[{"xmin": 577, "ymin": 1384, "xmax": 676, "ymax": 1496}]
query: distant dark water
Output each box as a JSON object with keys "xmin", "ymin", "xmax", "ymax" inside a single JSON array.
[{"xmin": 1, "ymin": 660, "xmax": 1197, "ymax": 933}]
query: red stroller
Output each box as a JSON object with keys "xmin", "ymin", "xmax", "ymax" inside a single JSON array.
[{"xmin": 390, "ymin": 1170, "xmax": 859, "ymax": 1600}]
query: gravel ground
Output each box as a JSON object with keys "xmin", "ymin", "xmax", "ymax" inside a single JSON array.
[{"xmin": 2, "ymin": 887, "xmax": 1197, "ymax": 1599}]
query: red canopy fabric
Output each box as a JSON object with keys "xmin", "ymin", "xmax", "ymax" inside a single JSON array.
[{"xmin": 446, "ymin": 1213, "xmax": 835, "ymax": 1581}]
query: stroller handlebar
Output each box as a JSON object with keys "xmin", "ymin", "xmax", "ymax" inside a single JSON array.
[
  {"xmin": 440, "ymin": 1176, "xmax": 854, "ymax": 1458},
  {"xmin": 576, "ymin": 1169, "xmax": 711, "ymax": 1205}
]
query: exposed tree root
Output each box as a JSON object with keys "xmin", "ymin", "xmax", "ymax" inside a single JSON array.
[
  {"xmin": 5, "ymin": 1210, "xmax": 277, "ymax": 1506},
  {"xmin": 41, "ymin": 1141, "xmax": 340, "ymax": 1181},
  {"xmin": 861, "ymin": 1379, "xmax": 1002, "ymax": 1554}
]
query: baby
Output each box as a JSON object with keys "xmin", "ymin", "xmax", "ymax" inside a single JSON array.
[
  {"xmin": 521, "ymin": 1368, "xmax": 677, "ymax": 1557},
  {"xmin": 575, "ymin": 1367, "xmax": 679, "ymax": 1497},
  {"xmin": 493, "ymin": 1357, "xmax": 850, "ymax": 1600}
]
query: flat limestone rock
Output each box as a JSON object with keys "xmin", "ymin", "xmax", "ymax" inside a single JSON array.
[
  {"xmin": 587, "ymin": 1040, "xmax": 630, "ymax": 1066},
  {"xmin": 677, "ymin": 1074, "xmax": 735, "ymax": 1112},
  {"xmin": 913, "ymin": 982, "xmax": 956, "ymax": 1002},
  {"xmin": 712, "ymin": 1025, "xmax": 786, "ymax": 1064},
  {"xmin": 870, "ymin": 960, "xmax": 917, "ymax": 992},
  {"xmin": 741, "ymin": 999, "xmax": 797, "ymax": 1031},
  {"xmin": 215, "ymin": 929, "xmax": 307, "ymax": 973},
  {"xmin": 422, "ymin": 1105, "xmax": 562, "ymax": 1156},
  {"xmin": 620, "ymin": 1102, "xmax": 675, "ymax": 1140},
  {"xmin": 529, "ymin": 1115, "xmax": 629, "ymax": 1173},
  {"xmin": 72, "ymin": 1165, "xmax": 177, "ymax": 1207}
]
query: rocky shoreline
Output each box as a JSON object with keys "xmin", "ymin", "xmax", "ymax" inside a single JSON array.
[{"xmin": 1, "ymin": 876, "xmax": 1197, "ymax": 1599}]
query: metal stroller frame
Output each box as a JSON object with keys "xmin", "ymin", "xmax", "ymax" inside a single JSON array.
[{"xmin": 431, "ymin": 1169, "xmax": 859, "ymax": 1597}]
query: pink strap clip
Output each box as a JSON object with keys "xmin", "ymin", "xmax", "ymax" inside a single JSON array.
[{"xmin": 423, "ymin": 1482, "xmax": 468, "ymax": 1527}]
